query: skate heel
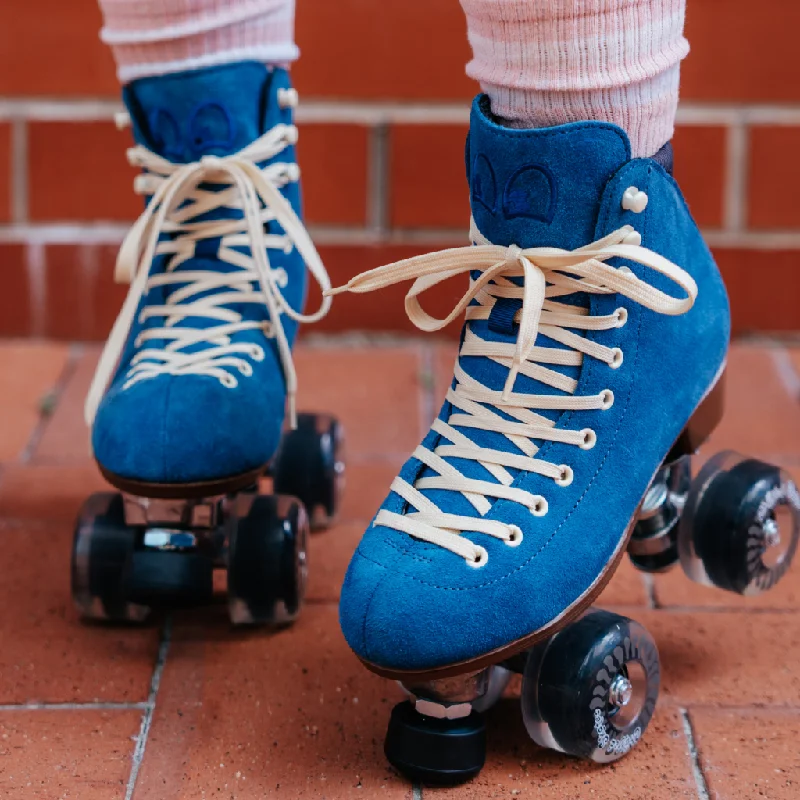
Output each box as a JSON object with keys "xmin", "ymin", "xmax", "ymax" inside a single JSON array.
[{"xmin": 666, "ymin": 369, "xmax": 726, "ymax": 463}]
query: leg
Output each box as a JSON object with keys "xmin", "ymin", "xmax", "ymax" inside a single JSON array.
[{"xmin": 72, "ymin": 0, "xmax": 343, "ymax": 625}]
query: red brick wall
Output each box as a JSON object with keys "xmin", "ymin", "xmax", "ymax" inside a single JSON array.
[{"xmin": 0, "ymin": 0, "xmax": 799, "ymax": 339}]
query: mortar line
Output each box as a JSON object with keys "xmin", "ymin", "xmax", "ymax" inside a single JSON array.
[
  {"xmin": 0, "ymin": 701, "xmax": 148, "ymax": 711},
  {"xmin": 724, "ymin": 118, "xmax": 749, "ymax": 233},
  {"xmin": 367, "ymin": 122, "xmax": 390, "ymax": 236},
  {"xmin": 10, "ymin": 118, "xmax": 28, "ymax": 224},
  {"xmin": 680, "ymin": 708, "xmax": 711, "ymax": 800},
  {"xmin": 125, "ymin": 617, "xmax": 172, "ymax": 800},
  {"xmin": 641, "ymin": 572, "xmax": 659, "ymax": 609}
]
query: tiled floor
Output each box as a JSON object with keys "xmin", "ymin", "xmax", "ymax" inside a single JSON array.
[{"xmin": 1, "ymin": 337, "xmax": 799, "ymax": 799}]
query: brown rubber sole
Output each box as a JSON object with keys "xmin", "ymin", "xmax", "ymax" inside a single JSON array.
[
  {"xmin": 97, "ymin": 463, "xmax": 268, "ymax": 499},
  {"xmin": 360, "ymin": 367, "xmax": 727, "ymax": 684}
]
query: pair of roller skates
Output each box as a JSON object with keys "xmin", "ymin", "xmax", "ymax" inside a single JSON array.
[
  {"xmin": 70, "ymin": 63, "xmax": 343, "ymax": 625},
  {"xmin": 68, "ymin": 60, "xmax": 799, "ymax": 788}
]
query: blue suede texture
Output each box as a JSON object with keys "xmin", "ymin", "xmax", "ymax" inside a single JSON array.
[
  {"xmin": 92, "ymin": 62, "xmax": 306, "ymax": 484},
  {"xmin": 339, "ymin": 95, "xmax": 731, "ymax": 671}
]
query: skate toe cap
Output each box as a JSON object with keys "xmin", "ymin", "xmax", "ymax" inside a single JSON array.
[{"xmin": 92, "ymin": 374, "xmax": 283, "ymax": 485}]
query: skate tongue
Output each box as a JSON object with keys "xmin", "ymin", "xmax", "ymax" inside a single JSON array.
[
  {"xmin": 123, "ymin": 62, "xmax": 273, "ymax": 162},
  {"xmin": 467, "ymin": 95, "xmax": 631, "ymax": 250}
]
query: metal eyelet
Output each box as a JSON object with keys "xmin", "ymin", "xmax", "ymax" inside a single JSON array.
[
  {"xmin": 466, "ymin": 546, "xmax": 489, "ymax": 569},
  {"xmin": 609, "ymin": 348, "xmax": 624, "ymax": 369},
  {"xmin": 506, "ymin": 525, "xmax": 524, "ymax": 547},
  {"xmin": 529, "ymin": 496, "xmax": 548, "ymax": 517},
  {"xmin": 556, "ymin": 465, "xmax": 574, "ymax": 487},
  {"xmin": 580, "ymin": 429, "xmax": 597, "ymax": 450},
  {"xmin": 600, "ymin": 389, "xmax": 615, "ymax": 410}
]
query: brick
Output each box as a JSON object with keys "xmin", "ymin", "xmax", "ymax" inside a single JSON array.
[
  {"xmin": 28, "ymin": 122, "xmax": 138, "ymax": 222},
  {"xmin": 640, "ymin": 610, "xmax": 800, "ymax": 707},
  {"xmin": 0, "ymin": 463, "xmax": 109, "ymax": 521},
  {"xmin": 0, "ymin": 519, "xmax": 160, "ymax": 704},
  {"xmin": 0, "ymin": 342, "xmax": 69, "ymax": 462},
  {"xmin": 715, "ymin": 249, "xmax": 800, "ymax": 336},
  {"xmin": 44, "ymin": 244, "xmax": 125, "ymax": 341},
  {"xmin": 32, "ymin": 346, "xmax": 99, "ymax": 464},
  {"xmin": 0, "ymin": 0, "xmax": 117, "ymax": 97},
  {"xmin": 438, "ymin": 706, "xmax": 695, "ymax": 800},
  {"xmin": 134, "ymin": 605, "xmax": 410, "ymax": 799},
  {"xmin": 0, "ymin": 244, "xmax": 32, "ymax": 337},
  {"xmin": 691, "ymin": 708, "xmax": 800, "ymax": 800},
  {"xmin": 748, "ymin": 127, "xmax": 800, "ymax": 229},
  {"xmin": 295, "ymin": 345, "xmax": 423, "ymax": 460},
  {"xmin": 299, "ymin": 124, "xmax": 369, "ymax": 226},
  {"xmin": 683, "ymin": 1, "xmax": 800, "ymax": 102},
  {"xmin": 390, "ymin": 125, "xmax": 469, "ymax": 229},
  {"xmin": 316, "ymin": 243, "xmax": 467, "ymax": 336},
  {"xmin": 0, "ymin": 710, "xmax": 140, "ymax": 799},
  {"xmin": 672, "ymin": 125, "xmax": 726, "ymax": 228},
  {"xmin": 0, "ymin": 122, "xmax": 11, "ymax": 222},
  {"xmin": 295, "ymin": 0, "xmax": 473, "ymax": 101}
]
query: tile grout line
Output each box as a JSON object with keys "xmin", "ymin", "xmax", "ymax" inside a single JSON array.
[
  {"xmin": 412, "ymin": 782, "xmax": 423, "ymax": 800},
  {"xmin": 419, "ymin": 340, "xmax": 438, "ymax": 433},
  {"xmin": 770, "ymin": 346, "xmax": 800, "ymax": 401},
  {"xmin": 19, "ymin": 342, "xmax": 84, "ymax": 464},
  {"xmin": 641, "ymin": 572, "xmax": 659, "ymax": 609},
  {"xmin": 125, "ymin": 616, "xmax": 172, "ymax": 800},
  {"xmin": 680, "ymin": 708, "xmax": 711, "ymax": 800},
  {"xmin": 0, "ymin": 701, "xmax": 148, "ymax": 711}
]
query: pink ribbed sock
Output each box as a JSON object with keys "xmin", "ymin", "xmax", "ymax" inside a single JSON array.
[
  {"xmin": 460, "ymin": 0, "xmax": 689, "ymax": 157},
  {"xmin": 98, "ymin": 0, "xmax": 297, "ymax": 83}
]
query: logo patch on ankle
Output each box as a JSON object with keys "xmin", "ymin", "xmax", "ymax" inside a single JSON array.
[
  {"xmin": 147, "ymin": 102, "xmax": 237, "ymax": 162},
  {"xmin": 502, "ymin": 164, "xmax": 557, "ymax": 223}
]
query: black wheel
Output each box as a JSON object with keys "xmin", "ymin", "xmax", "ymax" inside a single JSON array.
[
  {"xmin": 521, "ymin": 610, "xmax": 659, "ymax": 762},
  {"xmin": 227, "ymin": 494, "xmax": 309, "ymax": 625},
  {"xmin": 384, "ymin": 700, "xmax": 486, "ymax": 785},
  {"xmin": 629, "ymin": 457, "xmax": 691, "ymax": 573},
  {"xmin": 124, "ymin": 547, "xmax": 213, "ymax": 608},
  {"xmin": 273, "ymin": 413, "xmax": 344, "ymax": 530},
  {"xmin": 679, "ymin": 451, "xmax": 800, "ymax": 595},
  {"xmin": 71, "ymin": 492, "xmax": 150, "ymax": 623}
]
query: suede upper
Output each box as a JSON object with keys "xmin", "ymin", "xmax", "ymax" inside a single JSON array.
[
  {"xmin": 339, "ymin": 96, "xmax": 731, "ymax": 672},
  {"xmin": 91, "ymin": 62, "xmax": 306, "ymax": 485}
]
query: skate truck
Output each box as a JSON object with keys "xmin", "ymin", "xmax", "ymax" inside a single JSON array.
[{"xmin": 70, "ymin": 413, "xmax": 345, "ymax": 626}]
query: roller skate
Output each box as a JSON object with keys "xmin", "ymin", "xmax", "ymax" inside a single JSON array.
[
  {"xmin": 70, "ymin": 62, "xmax": 344, "ymax": 626},
  {"xmin": 331, "ymin": 96, "xmax": 800, "ymax": 783}
]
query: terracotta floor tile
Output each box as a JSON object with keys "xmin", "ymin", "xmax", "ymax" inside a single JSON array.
[
  {"xmin": 598, "ymin": 558, "xmax": 649, "ymax": 607},
  {"xmin": 306, "ymin": 522, "xmax": 362, "ymax": 603},
  {"xmin": 0, "ymin": 710, "xmax": 140, "ymax": 799},
  {"xmin": 295, "ymin": 345, "xmax": 424, "ymax": 461},
  {"xmin": 0, "ymin": 342, "xmax": 70, "ymax": 462},
  {"xmin": 636, "ymin": 610, "xmax": 800, "ymax": 707},
  {"xmin": 690, "ymin": 708, "xmax": 800, "ymax": 800},
  {"xmin": 436, "ymin": 706, "xmax": 694, "ymax": 800},
  {"xmin": 337, "ymin": 461, "xmax": 400, "ymax": 524},
  {"xmin": 134, "ymin": 605, "xmax": 411, "ymax": 799},
  {"xmin": 704, "ymin": 343, "xmax": 800, "ymax": 460},
  {"xmin": 31, "ymin": 345, "xmax": 98, "ymax": 464},
  {"xmin": 0, "ymin": 519, "xmax": 160, "ymax": 704},
  {"xmin": 0, "ymin": 462, "xmax": 109, "ymax": 520}
]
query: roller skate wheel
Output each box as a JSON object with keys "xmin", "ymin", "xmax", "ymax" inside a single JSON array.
[
  {"xmin": 521, "ymin": 610, "xmax": 659, "ymax": 763},
  {"xmin": 227, "ymin": 494, "xmax": 309, "ymax": 626},
  {"xmin": 678, "ymin": 451, "xmax": 800, "ymax": 595},
  {"xmin": 71, "ymin": 492, "xmax": 150, "ymax": 623}
]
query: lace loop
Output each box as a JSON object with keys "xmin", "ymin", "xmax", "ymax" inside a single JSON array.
[{"xmin": 85, "ymin": 124, "xmax": 331, "ymax": 429}]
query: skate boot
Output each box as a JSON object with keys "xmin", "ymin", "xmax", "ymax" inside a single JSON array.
[
  {"xmin": 71, "ymin": 63, "xmax": 345, "ymax": 626},
  {"xmin": 331, "ymin": 97, "xmax": 800, "ymax": 782}
]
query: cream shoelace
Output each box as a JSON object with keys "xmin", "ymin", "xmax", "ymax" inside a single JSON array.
[
  {"xmin": 85, "ymin": 119, "xmax": 330, "ymax": 430},
  {"xmin": 328, "ymin": 218, "xmax": 697, "ymax": 567}
]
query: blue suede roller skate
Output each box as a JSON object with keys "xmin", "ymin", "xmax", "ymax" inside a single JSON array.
[
  {"xmin": 332, "ymin": 97, "xmax": 799, "ymax": 783},
  {"xmin": 71, "ymin": 63, "xmax": 345, "ymax": 626}
]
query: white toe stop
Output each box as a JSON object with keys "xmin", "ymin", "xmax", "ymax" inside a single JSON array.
[
  {"xmin": 622, "ymin": 187, "xmax": 649, "ymax": 214},
  {"xmin": 414, "ymin": 699, "xmax": 473, "ymax": 720}
]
